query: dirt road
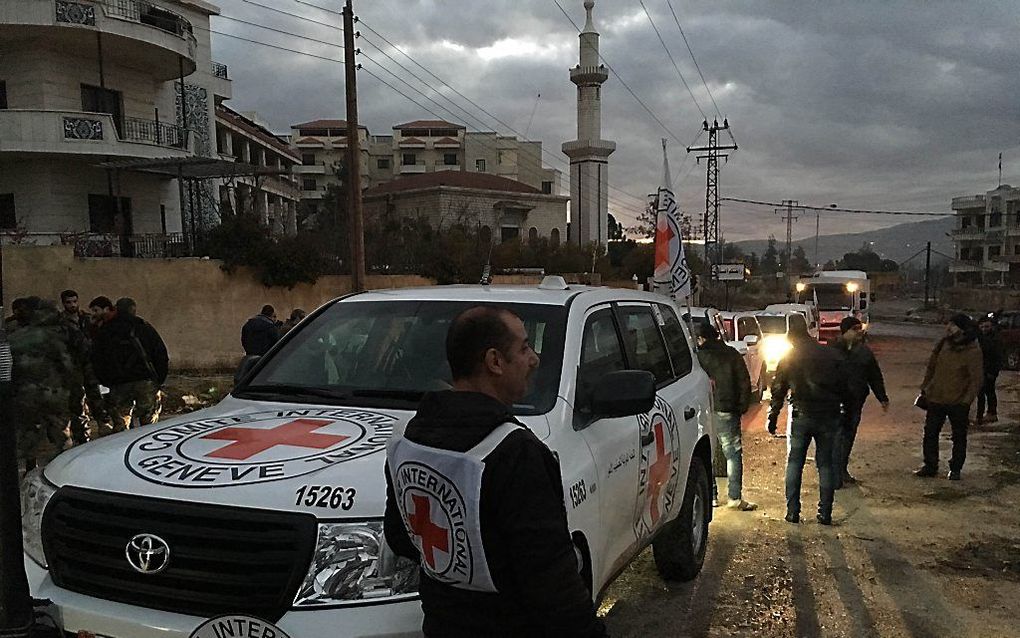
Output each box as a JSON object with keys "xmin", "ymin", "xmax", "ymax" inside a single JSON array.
[{"xmin": 602, "ymin": 323, "xmax": 1020, "ymax": 637}]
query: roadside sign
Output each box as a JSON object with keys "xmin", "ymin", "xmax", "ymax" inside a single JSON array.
[{"xmin": 712, "ymin": 263, "xmax": 746, "ymax": 281}]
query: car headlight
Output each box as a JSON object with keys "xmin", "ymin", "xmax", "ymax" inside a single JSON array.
[
  {"xmin": 761, "ymin": 335, "xmax": 792, "ymax": 368},
  {"xmin": 21, "ymin": 468, "xmax": 57, "ymax": 568},
  {"xmin": 293, "ymin": 521, "xmax": 419, "ymax": 607}
]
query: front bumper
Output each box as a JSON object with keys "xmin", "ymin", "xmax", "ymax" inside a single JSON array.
[{"xmin": 26, "ymin": 557, "xmax": 423, "ymax": 638}]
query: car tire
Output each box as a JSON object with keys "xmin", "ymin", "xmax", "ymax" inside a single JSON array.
[
  {"xmin": 1008, "ymin": 349, "xmax": 1020, "ymax": 371},
  {"xmin": 652, "ymin": 456, "xmax": 710, "ymax": 582}
]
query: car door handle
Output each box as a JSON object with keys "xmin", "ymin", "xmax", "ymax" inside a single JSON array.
[{"xmin": 684, "ymin": 407, "xmax": 697, "ymax": 421}]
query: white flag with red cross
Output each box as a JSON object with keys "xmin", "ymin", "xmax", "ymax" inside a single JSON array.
[{"xmin": 653, "ymin": 139, "xmax": 692, "ymax": 299}]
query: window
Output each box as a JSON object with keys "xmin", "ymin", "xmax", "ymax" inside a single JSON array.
[
  {"xmin": 542, "ymin": 181, "xmax": 553, "ymax": 194},
  {"xmin": 81, "ymin": 84, "xmax": 123, "ymax": 135},
  {"xmin": 302, "ymin": 178, "xmax": 317, "ymax": 191},
  {"xmin": 617, "ymin": 305, "xmax": 673, "ymax": 384},
  {"xmin": 989, "ymin": 245, "xmax": 1002, "ymax": 258},
  {"xmin": 247, "ymin": 300, "xmax": 567, "ymax": 415},
  {"xmin": 577, "ymin": 308, "xmax": 627, "ymax": 411},
  {"xmin": 990, "ymin": 211, "xmax": 1003, "ymax": 228},
  {"xmin": 87, "ymin": 194, "xmax": 132, "ymax": 234},
  {"xmin": 301, "ymin": 153, "xmax": 316, "ymax": 166},
  {"xmin": 0, "ymin": 81, "xmax": 7, "ymax": 109},
  {"xmin": 528, "ymin": 227, "xmax": 538, "ymax": 243},
  {"xmin": 550, "ymin": 227, "xmax": 560, "ymax": 247},
  {"xmin": 402, "ymin": 153, "xmax": 417, "ymax": 166},
  {"xmin": 737, "ymin": 317, "xmax": 760, "ymax": 339},
  {"xmin": 498, "ymin": 151, "xmax": 506, "ymax": 164},
  {"xmin": 475, "ymin": 159, "xmax": 486, "ymax": 172},
  {"xmin": 377, "ymin": 158, "xmax": 391, "ymax": 170},
  {"xmin": 443, "ymin": 153, "xmax": 458, "ymax": 166},
  {"xmin": 501, "ymin": 226, "xmax": 520, "ymax": 243},
  {"xmin": 0, "ymin": 194, "xmax": 15, "ymax": 229},
  {"xmin": 788, "ymin": 313, "xmax": 808, "ymax": 334},
  {"xmin": 658, "ymin": 304, "xmax": 693, "ymax": 378},
  {"xmin": 480, "ymin": 225, "xmax": 492, "ymax": 245}
]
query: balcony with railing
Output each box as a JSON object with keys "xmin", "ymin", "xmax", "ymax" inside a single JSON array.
[
  {"xmin": 212, "ymin": 61, "xmax": 229, "ymax": 79},
  {"xmin": 399, "ymin": 161, "xmax": 427, "ymax": 174},
  {"xmin": 0, "ymin": 109, "xmax": 191, "ymax": 158},
  {"xmin": 5, "ymin": 0, "xmax": 200, "ymax": 79}
]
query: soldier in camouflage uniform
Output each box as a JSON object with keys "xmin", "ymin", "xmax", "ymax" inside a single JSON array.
[
  {"xmin": 9, "ymin": 298, "xmax": 84, "ymax": 471},
  {"xmin": 59, "ymin": 290, "xmax": 110, "ymax": 443}
]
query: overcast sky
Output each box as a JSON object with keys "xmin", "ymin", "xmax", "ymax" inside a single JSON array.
[{"xmin": 210, "ymin": 0, "xmax": 1020, "ymax": 241}]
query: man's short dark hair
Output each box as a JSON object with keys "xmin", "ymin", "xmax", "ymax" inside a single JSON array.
[
  {"xmin": 697, "ymin": 322, "xmax": 720, "ymax": 341},
  {"xmin": 10, "ymin": 298, "xmax": 28, "ymax": 312},
  {"xmin": 115, "ymin": 297, "xmax": 137, "ymax": 315},
  {"xmin": 60, "ymin": 289, "xmax": 78, "ymax": 302},
  {"xmin": 446, "ymin": 306, "xmax": 518, "ymax": 380},
  {"xmin": 839, "ymin": 316, "xmax": 863, "ymax": 334},
  {"xmin": 261, "ymin": 304, "xmax": 275, "ymax": 316},
  {"xmin": 89, "ymin": 296, "xmax": 114, "ymax": 311}
]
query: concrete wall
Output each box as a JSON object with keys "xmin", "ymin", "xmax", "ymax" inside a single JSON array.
[
  {"xmin": 2, "ymin": 245, "xmax": 431, "ymax": 370},
  {"xmin": 942, "ymin": 287, "xmax": 1020, "ymax": 312}
]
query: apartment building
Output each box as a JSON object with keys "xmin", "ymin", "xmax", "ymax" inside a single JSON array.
[
  {"xmin": 215, "ymin": 105, "xmax": 300, "ymax": 235},
  {"xmin": 290, "ymin": 118, "xmax": 561, "ymax": 214},
  {"xmin": 0, "ymin": 0, "xmax": 236, "ymax": 256},
  {"xmin": 950, "ymin": 184, "xmax": 1020, "ymax": 285}
]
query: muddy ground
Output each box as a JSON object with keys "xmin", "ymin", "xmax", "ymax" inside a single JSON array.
[{"xmin": 602, "ymin": 322, "xmax": 1020, "ymax": 637}]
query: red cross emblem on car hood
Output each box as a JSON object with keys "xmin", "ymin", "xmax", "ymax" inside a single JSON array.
[{"xmin": 200, "ymin": 418, "xmax": 349, "ymax": 460}]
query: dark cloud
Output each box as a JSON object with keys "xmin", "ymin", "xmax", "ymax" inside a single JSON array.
[{"xmin": 211, "ymin": 0, "xmax": 1020, "ymax": 240}]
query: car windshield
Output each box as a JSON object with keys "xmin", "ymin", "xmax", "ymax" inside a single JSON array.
[
  {"xmin": 804, "ymin": 283, "xmax": 852, "ymax": 310},
  {"xmin": 239, "ymin": 300, "xmax": 567, "ymax": 415},
  {"xmin": 757, "ymin": 315, "xmax": 788, "ymax": 334}
]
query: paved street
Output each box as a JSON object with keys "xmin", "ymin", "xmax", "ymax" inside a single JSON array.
[{"xmin": 602, "ymin": 322, "xmax": 1020, "ymax": 637}]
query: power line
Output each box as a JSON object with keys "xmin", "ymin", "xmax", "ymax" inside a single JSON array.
[
  {"xmin": 234, "ymin": 0, "xmax": 342, "ymax": 30},
  {"xmin": 290, "ymin": 0, "xmax": 343, "ymax": 16},
  {"xmin": 721, "ymin": 197, "xmax": 952, "ymax": 216},
  {"xmin": 552, "ymin": 0, "xmax": 686, "ymax": 148},
  {"xmin": 206, "ymin": 28, "xmax": 342, "ymax": 63},
  {"xmin": 664, "ymin": 0, "xmax": 722, "ymax": 121},
  {"xmin": 215, "ymin": 13, "xmax": 342, "ymax": 49},
  {"xmin": 639, "ymin": 0, "xmax": 706, "ymax": 120}
]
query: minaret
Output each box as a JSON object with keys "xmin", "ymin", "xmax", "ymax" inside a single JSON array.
[{"xmin": 562, "ymin": 0, "xmax": 616, "ymax": 247}]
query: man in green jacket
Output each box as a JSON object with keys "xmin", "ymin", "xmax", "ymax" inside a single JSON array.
[
  {"xmin": 916, "ymin": 314, "xmax": 983, "ymax": 481},
  {"xmin": 697, "ymin": 323, "xmax": 756, "ymax": 511}
]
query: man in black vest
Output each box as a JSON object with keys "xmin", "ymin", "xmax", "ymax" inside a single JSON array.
[{"xmin": 384, "ymin": 306, "xmax": 605, "ymax": 638}]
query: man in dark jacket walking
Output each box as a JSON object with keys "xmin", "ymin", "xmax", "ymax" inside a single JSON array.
[
  {"xmin": 830, "ymin": 317, "xmax": 889, "ymax": 488},
  {"xmin": 384, "ymin": 306, "xmax": 605, "ymax": 638},
  {"xmin": 975, "ymin": 315, "xmax": 1002, "ymax": 425},
  {"xmin": 696, "ymin": 323, "xmax": 756, "ymax": 511},
  {"xmin": 92, "ymin": 298, "xmax": 169, "ymax": 433},
  {"xmin": 915, "ymin": 314, "xmax": 983, "ymax": 480},
  {"xmin": 241, "ymin": 305, "xmax": 281, "ymax": 356},
  {"xmin": 768, "ymin": 321, "xmax": 849, "ymax": 525}
]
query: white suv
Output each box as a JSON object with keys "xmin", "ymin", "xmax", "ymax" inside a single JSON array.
[{"xmin": 21, "ymin": 280, "xmax": 715, "ymax": 638}]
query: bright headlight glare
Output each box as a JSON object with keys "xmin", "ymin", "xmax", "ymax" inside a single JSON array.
[
  {"xmin": 761, "ymin": 336, "xmax": 792, "ymax": 366},
  {"xmin": 294, "ymin": 521, "xmax": 419, "ymax": 607},
  {"xmin": 21, "ymin": 468, "xmax": 57, "ymax": 568}
]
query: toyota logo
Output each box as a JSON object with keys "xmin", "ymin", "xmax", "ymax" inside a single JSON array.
[{"xmin": 125, "ymin": 533, "xmax": 170, "ymax": 574}]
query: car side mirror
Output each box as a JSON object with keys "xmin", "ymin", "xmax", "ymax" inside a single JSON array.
[
  {"xmin": 234, "ymin": 355, "xmax": 261, "ymax": 386},
  {"xmin": 590, "ymin": 370, "xmax": 656, "ymax": 418},
  {"xmin": 744, "ymin": 334, "xmax": 759, "ymax": 345}
]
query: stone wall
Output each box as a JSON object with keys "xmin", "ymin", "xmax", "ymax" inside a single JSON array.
[
  {"xmin": 1, "ymin": 245, "xmax": 431, "ymax": 370},
  {"xmin": 941, "ymin": 287, "xmax": 1020, "ymax": 312}
]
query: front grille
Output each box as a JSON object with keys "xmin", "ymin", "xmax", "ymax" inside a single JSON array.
[{"xmin": 43, "ymin": 487, "xmax": 317, "ymax": 622}]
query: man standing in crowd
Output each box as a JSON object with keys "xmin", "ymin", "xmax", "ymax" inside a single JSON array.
[
  {"xmin": 92, "ymin": 298, "xmax": 169, "ymax": 432},
  {"xmin": 4, "ymin": 297, "xmax": 31, "ymax": 333},
  {"xmin": 241, "ymin": 304, "xmax": 281, "ymax": 356},
  {"xmin": 59, "ymin": 289, "xmax": 91, "ymax": 334},
  {"xmin": 88, "ymin": 296, "xmax": 115, "ymax": 339},
  {"xmin": 696, "ymin": 323, "xmax": 757, "ymax": 512},
  {"xmin": 9, "ymin": 298, "xmax": 84, "ymax": 471},
  {"xmin": 385, "ymin": 306, "xmax": 606, "ymax": 638},
  {"xmin": 281, "ymin": 308, "xmax": 307, "ymax": 335},
  {"xmin": 975, "ymin": 315, "xmax": 1002, "ymax": 425},
  {"xmin": 830, "ymin": 317, "xmax": 889, "ymax": 488},
  {"xmin": 916, "ymin": 314, "xmax": 983, "ymax": 481},
  {"xmin": 768, "ymin": 322, "xmax": 848, "ymax": 525}
]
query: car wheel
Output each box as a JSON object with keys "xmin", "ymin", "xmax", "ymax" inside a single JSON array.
[
  {"xmin": 652, "ymin": 456, "xmax": 710, "ymax": 582},
  {"xmin": 1008, "ymin": 349, "xmax": 1020, "ymax": 371}
]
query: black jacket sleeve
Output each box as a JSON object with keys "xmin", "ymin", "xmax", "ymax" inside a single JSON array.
[
  {"xmin": 140, "ymin": 322, "xmax": 170, "ymax": 386},
  {"xmin": 91, "ymin": 330, "xmax": 112, "ymax": 386},
  {"xmin": 383, "ymin": 463, "xmax": 419, "ymax": 560},
  {"xmin": 489, "ymin": 435, "xmax": 606, "ymax": 638},
  {"xmin": 733, "ymin": 349, "xmax": 752, "ymax": 415},
  {"xmin": 864, "ymin": 347, "xmax": 889, "ymax": 403}
]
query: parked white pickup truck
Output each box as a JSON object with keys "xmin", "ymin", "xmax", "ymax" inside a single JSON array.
[{"xmin": 22, "ymin": 279, "xmax": 716, "ymax": 638}]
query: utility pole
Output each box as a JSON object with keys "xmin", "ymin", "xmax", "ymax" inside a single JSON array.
[
  {"xmin": 774, "ymin": 200, "xmax": 802, "ymax": 278},
  {"xmin": 814, "ymin": 212, "xmax": 820, "ymax": 269},
  {"xmin": 924, "ymin": 240, "xmax": 932, "ymax": 308},
  {"xmin": 687, "ymin": 119, "xmax": 737, "ymax": 270},
  {"xmin": 343, "ymin": 0, "xmax": 366, "ymax": 292}
]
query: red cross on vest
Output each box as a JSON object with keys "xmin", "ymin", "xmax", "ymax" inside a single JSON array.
[
  {"xmin": 646, "ymin": 419, "xmax": 672, "ymax": 524},
  {"xmin": 407, "ymin": 494, "xmax": 450, "ymax": 570},
  {"xmin": 200, "ymin": 418, "xmax": 348, "ymax": 460}
]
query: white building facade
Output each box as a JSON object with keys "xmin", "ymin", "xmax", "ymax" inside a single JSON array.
[
  {"xmin": 0, "ymin": 0, "xmax": 230, "ymax": 255},
  {"xmin": 950, "ymin": 184, "xmax": 1020, "ymax": 286}
]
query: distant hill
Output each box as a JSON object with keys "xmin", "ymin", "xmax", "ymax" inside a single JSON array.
[{"xmin": 733, "ymin": 217, "xmax": 954, "ymax": 265}]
